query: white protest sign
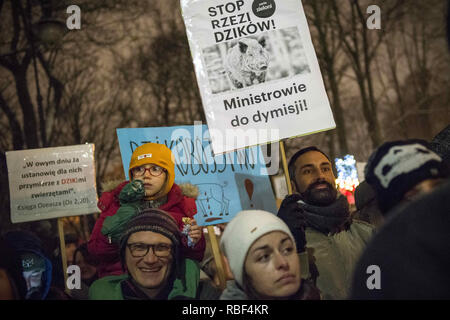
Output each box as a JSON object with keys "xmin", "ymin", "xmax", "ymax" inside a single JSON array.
[
  {"xmin": 6, "ymin": 144, "xmax": 99, "ymax": 223},
  {"xmin": 272, "ymin": 174, "xmax": 288, "ymax": 200},
  {"xmin": 181, "ymin": 0, "xmax": 336, "ymax": 154}
]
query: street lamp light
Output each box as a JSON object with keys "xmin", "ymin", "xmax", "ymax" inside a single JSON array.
[
  {"xmin": 34, "ymin": 18, "xmax": 67, "ymax": 49},
  {"xmin": 0, "ymin": 18, "xmax": 66, "ymax": 57},
  {"xmin": 29, "ymin": 18, "xmax": 66, "ymax": 147}
]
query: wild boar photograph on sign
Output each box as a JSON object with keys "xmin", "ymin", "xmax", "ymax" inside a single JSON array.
[
  {"xmin": 181, "ymin": 0, "xmax": 336, "ymax": 154},
  {"xmin": 6, "ymin": 144, "xmax": 99, "ymax": 223}
]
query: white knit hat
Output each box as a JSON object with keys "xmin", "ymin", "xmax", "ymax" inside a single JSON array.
[{"xmin": 220, "ymin": 210, "xmax": 295, "ymax": 287}]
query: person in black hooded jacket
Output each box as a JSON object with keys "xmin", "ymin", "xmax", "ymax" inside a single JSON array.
[
  {"xmin": 350, "ymin": 179, "xmax": 450, "ymax": 299},
  {"xmin": 1, "ymin": 230, "xmax": 69, "ymax": 300}
]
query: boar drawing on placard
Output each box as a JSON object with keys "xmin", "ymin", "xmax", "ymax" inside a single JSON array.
[{"xmin": 225, "ymin": 36, "xmax": 270, "ymax": 89}]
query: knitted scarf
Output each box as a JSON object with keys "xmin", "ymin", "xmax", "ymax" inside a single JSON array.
[
  {"xmin": 140, "ymin": 195, "xmax": 168, "ymax": 210},
  {"xmin": 298, "ymin": 195, "xmax": 351, "ymax": 235}
]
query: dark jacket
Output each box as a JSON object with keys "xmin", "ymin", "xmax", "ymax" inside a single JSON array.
[
  {"xmin": 88, "ymin": 181, "xmax": 206, "ymax": 278},
  {"xmin": 3, "ymin": 231, "xmax": 53, "ymax": 300},
  {"xmin": 351, "ymin": 180, "xmax": 450, "ymax": 299}
]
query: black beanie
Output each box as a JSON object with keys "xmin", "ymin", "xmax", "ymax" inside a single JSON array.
[
  {"xmin": 429, "ymin": 125, "xmax": 450, "ymax": 164},
  {"xmin": 365, "ymin": 140, "xmax": 445, "ymax": 214},
  {"xmin": 119, "ymin": 208, "xmax": 181, "ymax": 270},
  {"xmin": 354, "ymin": 180, "xmax": 376, "ymax": 211}
]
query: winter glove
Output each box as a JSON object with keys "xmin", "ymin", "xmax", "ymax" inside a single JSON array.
[
  {"xmin": 102, "ymin": 203, "xmax": 140, "ymax": 244},
  {"xmin": 119, "ymin": 180, "xmax": 145, "ymax": 204},
  {"xmin": 102, "ymin": 181, "xmax": 144, "ymax": 244},
  {"xmin": 277, "ymin": 194, "xmax": 307, "ymax": 253}
]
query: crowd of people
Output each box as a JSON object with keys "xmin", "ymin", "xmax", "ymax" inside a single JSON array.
[{"xmin": 1, "ymin": 124, "xmax": 449, "ymax": 300}]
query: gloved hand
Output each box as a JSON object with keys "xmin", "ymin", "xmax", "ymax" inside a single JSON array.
[
  {"xmin": 277, "ymin": 194, "xmax": 307, "ymax": 253},
  {"xmin": 119, "ymin": 179, "xmax": 145, "ymax": 203}
]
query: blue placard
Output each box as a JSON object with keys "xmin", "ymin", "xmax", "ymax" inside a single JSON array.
[{"xmin": 116, "ymin": 125, "xmax": 277, "ymax": 226}]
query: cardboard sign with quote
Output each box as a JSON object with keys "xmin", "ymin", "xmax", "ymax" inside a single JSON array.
[{"xmin": 6, "ymin": 144, "xmax": 99, "ymax": 223}]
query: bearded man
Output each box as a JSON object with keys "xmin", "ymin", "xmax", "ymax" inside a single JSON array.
[{"xmin": 277, "ymin": 146, "xmax": 374, "ymax": 300}]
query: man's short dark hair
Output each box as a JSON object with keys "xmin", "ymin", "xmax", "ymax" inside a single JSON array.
[
  {"xmin": 64, "ymin": 233, "xmax": 79, "ymax": 245},
  {"xmin": 288, "ymin": 146, "xmax": 333, "ymax": 182},
  {"xmin": 73, "ymin": 242, "xmax": 99, "ymax": 266}
]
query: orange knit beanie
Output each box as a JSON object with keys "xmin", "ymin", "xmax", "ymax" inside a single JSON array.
[{"xmin": 128, "ymin": 143, "xmax": 175, "ymax": 198}]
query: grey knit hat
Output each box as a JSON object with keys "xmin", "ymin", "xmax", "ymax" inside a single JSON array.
[{"xmin": 119, "ymin": 208, "xmax": 181, "ymax": 269}]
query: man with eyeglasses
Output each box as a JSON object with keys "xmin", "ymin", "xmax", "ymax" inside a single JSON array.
[
  {"xmin": 89, "ymin": 209, "xmax": 221, "ymax": 300},
  {"xmin": 88, "ymin": 143, "xmax": 205, "ymax": 279}
]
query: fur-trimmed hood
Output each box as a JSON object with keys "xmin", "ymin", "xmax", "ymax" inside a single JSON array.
[
  {"xmin": 100, "ymin": 180, "xmax": 198, "ymax": 199},
  {"xmin": 101, "ymin": 179, "xmax": 124, "ymax": 193},
  {"xmin": 178, "ymin": 183, "xmax": 199, "ymax": 199}
]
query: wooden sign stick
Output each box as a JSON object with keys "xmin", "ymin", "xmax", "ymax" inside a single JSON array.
[
  {"xmin": 280, "ymin": 140, "xmax": 293, "ymax": 195},
  {"xmin": 206, "ymin": 225, "xmax": 227, "ymax": 290},
  {"xmin": 57, "ymin": 218, "xmax": 69, "ymax": 294}
]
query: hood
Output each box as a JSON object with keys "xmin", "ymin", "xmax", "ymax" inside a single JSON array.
[
  {"xmin": 178, "ymin": 183, "xmax": 199, "ymax": 199},
  {"xmin": 4, "ymin": 231, "xmax": 52, "ymax": 300},
  {"xmin": 220, "ymin": 280, "xmax": 248, "ymax": 300},
  {"xmin": 101, "ymin": 179, "xmax": 127, "ymax": 193},
  {"xmin": 168, "ymin": 258, "xmax": 200, "ymax": 299}
]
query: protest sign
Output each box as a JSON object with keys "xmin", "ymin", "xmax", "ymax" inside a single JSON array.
[
  {"xmin": 271, "ymin": 174, "xmax": 288, "ymax": 200},
  {"xmin": 181, "ymin": 0, "xmax": 336, "ymax": 154},
  {"xmin": 116, "ymin": 124, "xmax": 277, "ymax": 226},
  {"xmin": 6, "ymin": 144, "xmax": 99, "ymax": 223}
]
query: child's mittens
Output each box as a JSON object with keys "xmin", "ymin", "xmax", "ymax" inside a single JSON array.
[
  {"xmin": 102, "ymin": 206, "xmax": 137, "ymax": 244},
  {"xmin": 119, "ymin": 179, "xmax": 145, "ymax": 203},
  {"xmin": 182, "ymin": 217, "xmax": 195, "ymax": 248}
]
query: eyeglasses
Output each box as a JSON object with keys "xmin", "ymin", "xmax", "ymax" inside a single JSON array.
[
  {"xmin": 131, "ymin": 165, "xmax": 165, "ymax": 177},
  {"xmin": 127, "ymin": 242, "xmax": 172, "ymax": 258}
]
